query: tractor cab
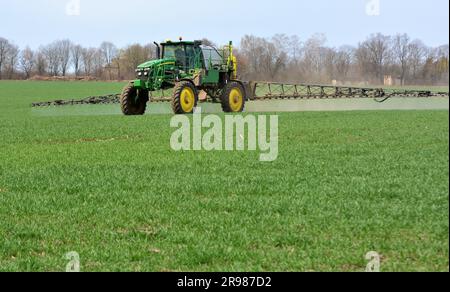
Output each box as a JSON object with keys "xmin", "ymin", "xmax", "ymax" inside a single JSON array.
[
  {"xmin": 161, "ymin": 40, "xmax": 203, "ymax": 71},
  {"xmin": 160, "ymin": 40, "xmax": 226, "ymax": 72}
]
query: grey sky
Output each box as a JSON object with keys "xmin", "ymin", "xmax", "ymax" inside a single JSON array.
[{"xmin": 0, "ymin": 0, "xmax": 448, "ymax": 49}]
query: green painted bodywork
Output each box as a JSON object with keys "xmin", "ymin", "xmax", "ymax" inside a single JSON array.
[
  {"xmin": 133, "ymin": 40, "xmax": 235, "ymax": 93},
  {"xmin": 137, "ymin": 58, "xmax": 175, "ymax": 70},
  {"xmin": 202, "ymin": 69, "xmax": 220, "ymax": 84},
  {"xmin": 134, "ymin": 58, "xmax": 176, "ymax": 91}
]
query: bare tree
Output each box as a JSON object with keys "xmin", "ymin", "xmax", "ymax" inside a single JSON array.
[
  {"xmin": 408, "ymin": 40, "xmax": 427, "ymax": 81},
  {"xmin": 71, "ymin": 44, "xmax": 83, "ymax": 77},
  {"xmin": 434, "ymin": 45, "xmax": 449, "ymax": 83},
  {"xmin": 360, "ymin": 33, "xmax": 391, "ymax": 84},
  {"xmin": 20, "ymin": 46, "xmax": 35, "ymax": 79},
  {"xmin": 100, "ymin": 42, "xmax": 117, "ymax": 79},
  {"xmin": 42, "ymin": 43, "xmax": 60, "ymax": 76},
  {"xmin": 355, "ymin": 43, "xmax": 372, "ymax": 82},
  {"xmin": 58, "ymin": 40, "xmax": 72, "ymax": 76},
  {"xmin": 301, "ymin": 34, "xmax": 327, "ymax": 81},
  {"xmin": 5, "ymin": 44, "xmax": 19, "ymax": 79},
  {"xmin": 119, "ymin": 44, "xmax": 153, "ymax": 77},
  {"xmin": 323, "ymin": 47, "xmax": 337, "ymax": 81},
  {"xmin": 112, "ymin": 55, "xmax": 122, "ymax": 80},
  {"xmin": 92, "ymin": 48, "xmax": 105, "ymax": 78},
  {"xmin": 393, "ymin": 34, "xmax": 411, "ymax": 85},
  {"xmin": 272, "ymin": 34, "xmax": 290, "ymax": 54},
  {"xmin": 35, "ymin": 50, "xmax": 47, "ymax": 76},
  {"xmin": 288, "ymin": 35, "xmax": 302, "ymax": 66},
  {"xmin": 240, "ymin": 35, "xmax": 288, "ymax": 80},
  {"xmin": 0, "ymin": 37, "xmax": 10, "ymax": 79},
  {"xmin": 240, "ymin": 35, "xmax": 265, "ymax": 78},
  {"xmin": 81, "ymin": 47, "xmax": 95, "ymax": 76},
  {"xmin": 265, "ymin": 37, "xmax": 288, "ymax": 80},
  {"xmin": 335, "ymin": 46, "xmax": 354, "ymax": 81}
]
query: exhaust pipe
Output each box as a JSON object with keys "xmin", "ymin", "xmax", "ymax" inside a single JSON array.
[{"xmin": 154, "ymin": 42, "xmax": 161, "ymax": 59}]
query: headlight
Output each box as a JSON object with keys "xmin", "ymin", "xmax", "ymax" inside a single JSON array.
[
  {"xmin": 144, "ymin": 72, "xmax": 149, "ymax": 76},
  {"xmin": 138, "ymin": 72, "xmax": 142, "ymax": 76}
]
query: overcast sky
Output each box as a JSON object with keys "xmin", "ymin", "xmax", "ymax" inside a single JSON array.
[{"xmin": 0, "ymin": 0, "xmax": 448, "ymax": 49}]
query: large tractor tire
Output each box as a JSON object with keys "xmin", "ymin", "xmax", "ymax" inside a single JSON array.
[
  {"xmin": 220, "ymin": 82, "xmax": 246, "ymax": 113},
  {"xmin": 172, "ymin": 81, "xmax": 198, "ymax": 114},
  {"xmin": 121, "ymin": 82, "xmax": 149, "ymax": 115}
]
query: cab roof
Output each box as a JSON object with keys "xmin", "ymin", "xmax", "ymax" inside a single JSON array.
[{"xmin": 161, "ymin": 40, "xmax": 201, "ymax": 46}]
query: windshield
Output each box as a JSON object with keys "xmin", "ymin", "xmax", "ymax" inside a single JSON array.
[
  {"xmin": 163, "ymin": 44, "xmax": 200, "ymax": 69},
  {"xmin": 164, "ymin": 45, "xmax": 184, "ymax": 59},
  {"xmin": 163, "ymin": 45, "xmax": 185, "ymax": 62}
]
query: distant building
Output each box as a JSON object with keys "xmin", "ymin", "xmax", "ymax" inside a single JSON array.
[{"xmin": 384, "ymin": 75, "xmax": 402, "ymax": 86}]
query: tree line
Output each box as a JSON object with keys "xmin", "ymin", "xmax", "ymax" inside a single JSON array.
[
  {"xmin": 0, "ymin": 38, "xmax": 155, "ymax": 81},
  {"xmin": 0, "ymin": 33, "xmax": 448, "ymax": 86},
  {"xmin": 237, "ymin": 33, "xmax": 449, "ymax": 86}
]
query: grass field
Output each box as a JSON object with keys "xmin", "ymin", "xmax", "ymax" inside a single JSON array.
[{"xmin": 0, "ymin": 80, "xmax": 448, "ymax": 272}]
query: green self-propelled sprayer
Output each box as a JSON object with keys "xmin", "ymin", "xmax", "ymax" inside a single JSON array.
[
  {"xmin": 121, "ymin": 38, "xmax": 245, "ymax": 115},
  {"xmin": 31, "ymin": 38, "xmax": 449, "ymax": 110}
]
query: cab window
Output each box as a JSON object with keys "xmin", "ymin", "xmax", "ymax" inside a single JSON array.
[
  {"xmin": 201, "ymin": 46, "xmax": 223, "ymax": 70},
  {"xmin": 185, "ymin": 45, "xmax": 196, "ymax": 69},
  {"xmin": 163, "ymin": 45, "xmax": 186, "ymax": 66}
]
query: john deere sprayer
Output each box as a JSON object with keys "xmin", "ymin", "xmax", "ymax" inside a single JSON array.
[
  {"xmin": 32, "ymin": 39, "xmax": 449, "ymax": 110},
  {"xmin": 121, "ymin": 39, "xmax": 246, "ymax": 115}
]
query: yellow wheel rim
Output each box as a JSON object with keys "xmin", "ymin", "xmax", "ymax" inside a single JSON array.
[
  {"xmin": 229, "ymin": 88, "xmax": 244, "ymax": 112},
  {"xmin": 180, "ymin": 87, "xmax": 195, "ymax": 113}
]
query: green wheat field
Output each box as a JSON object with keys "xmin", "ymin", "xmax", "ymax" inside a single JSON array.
[{"xmin": 0, "ymin": 80, "xmax": 448, "ymax": 271}]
